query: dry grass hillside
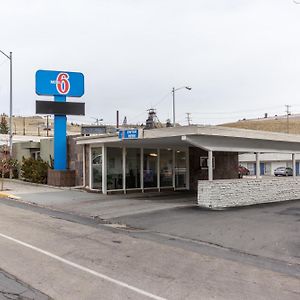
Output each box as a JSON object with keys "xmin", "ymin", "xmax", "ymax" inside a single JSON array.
[
  {"xmin": 1, "ymin": 115, "xmax": 81, "ymax": 136},
  {"xmin": 221, "ymin": 116, "xmax": 300, "ymax": 134}
]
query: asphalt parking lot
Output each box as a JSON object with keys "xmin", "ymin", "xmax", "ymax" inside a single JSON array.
[{"xmin": 111, "ymin": 199, "xmax": 300, "ymax": 266}]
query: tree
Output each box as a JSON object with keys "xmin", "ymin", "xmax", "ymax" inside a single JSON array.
[
  {"xmin": 0, "ymin": 115, "xmax": 8, "ymax": 134},
  {"xmin": 0, "ymin": 145, "xmax": 18, "ymax": 191}
]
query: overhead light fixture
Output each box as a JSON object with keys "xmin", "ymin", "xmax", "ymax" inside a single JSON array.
[{"xmin": 149, "ymin": 153, "xmax": 158, "ymax": 157}]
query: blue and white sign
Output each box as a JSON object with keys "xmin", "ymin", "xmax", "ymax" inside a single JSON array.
[
  {"xmin": 36, "ymin": 70, "xmax": 84, "ymax": 97},
  {"xmin": 119, "ymin": 129, "xmax": 139, "ymax": 139}
]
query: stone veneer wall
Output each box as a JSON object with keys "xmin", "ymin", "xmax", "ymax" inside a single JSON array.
[
  {"xmin": 67, "ymin": 135, "xmax": 83, "ymax": 186},
  {"xmin": 189, "ymin": 147, "xmax": 239, "ymax": 191},
  {"xmin": 198, "ymin": 178, "xmax": 300, "ymax": 209}
]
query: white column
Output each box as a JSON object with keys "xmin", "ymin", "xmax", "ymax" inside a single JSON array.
[
  {"xmin": 82, "ymin": 145, "xmax": 86, "ymax": 187},
  {"xmin": 102, "ymin": 145, "xmax": 107, "ymax": 194},
  {"xmin": 186, "ymin": 147, "xmax": 190, "ymax": 190},
  {"xmin": 208, "ymin": 150, "xmax": 213, "ymax": 181},
  {"xmin": 172, "ymin": 149, "xmax": 176, "ymax": 190},
  {"xmin": 89, "ymin": 145, "xmax": 92, "ymax": 190},
  {"xmin": 157, "ymin": 148, "xmax": 160, "ymax": 191},
  {"xmin": 292, "ymin": 153, "xmax": 296, "ymax": 178},
  {"xmin": 256, "ymin": 152, "xmax": 260, "ymax": 179},
  {"xmin": 141, "ymin": 148, "xmax": 144, "ymax": 192},
  {"xmin": 123, "ymin": 146, "xmax": 126, "ymax": 194}
]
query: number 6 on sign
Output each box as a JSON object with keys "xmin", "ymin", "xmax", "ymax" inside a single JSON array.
[{"xmin": 56, "ymin": 73, "xmax": 70, "ymax": 95}]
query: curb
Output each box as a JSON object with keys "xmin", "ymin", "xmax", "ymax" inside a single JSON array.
[{"xmin": 0, "ymin": 191, "xmax": 20, "ymax": 200}]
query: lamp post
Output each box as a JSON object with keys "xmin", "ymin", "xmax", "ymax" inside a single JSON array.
[
  {"xmin": 172, "ymin": 86, "xmax": 192, "ymax": 127},
  {"xmin": 0, "ymin": 50, "xmax": 12, "ymax": 158}
]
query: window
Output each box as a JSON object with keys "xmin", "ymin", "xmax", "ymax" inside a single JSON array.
[{"xmin": 200, "ymin": 156, "xmax": 215, "ymax": 169}]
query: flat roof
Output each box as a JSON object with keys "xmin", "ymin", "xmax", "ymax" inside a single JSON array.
[{"xmin": 76, "ymin": 125, "xmax": 300, "ymax": 153}]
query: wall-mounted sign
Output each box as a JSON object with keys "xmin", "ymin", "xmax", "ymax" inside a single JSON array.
[
  {"xmin": 36, "ymin": 70, "xmax": 84, "ymax": 97},
  {"xmin": 119, "ymin": 129, "xmax": 139, "ymax": 139}
]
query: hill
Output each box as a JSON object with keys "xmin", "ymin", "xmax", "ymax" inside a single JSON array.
[
  {"xmin": 221, "ymin": 116, "xmax": 300, "ymax": 134},
  {"xmin": 0, "ymin": 115, "xmax": 81, "ymax": 137}
]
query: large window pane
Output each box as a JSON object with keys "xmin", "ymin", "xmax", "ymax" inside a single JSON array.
[
  {"xmin": 175, "ymin": 150, "xmax": 187, "ymax": 188},
  {"xmin": 91, "ymin": 147, "xmax": 102, "ymax": 190},
  {"xmin": 160, "ymin": 149, "xmax": 173, "ymax": 187},
  {"xmin": 107, "ymin": 147, "xmax": 123, "ymax": 190},
  {"xmin": 143, "ymin": 149, "xmax": 158, "ymax": 188},
  {"xmin": 126, "ymin": 148, "xmax": 141, "ymax": 189}
]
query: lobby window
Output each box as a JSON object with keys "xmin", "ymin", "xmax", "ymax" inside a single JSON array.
[
  {"xmin": 175, "ymin": 150, "xmax": 187, "ymax": 188},
  {"xmin": 143, "ymin": 149, "xmax": 158, "ymax": 188},
  {"xmin": 160, "ymin": 149, "xmax": 173, "ymax": 187},
  {"xmin": 91, "ymin": 147, "xmax": 102, "ymax": 190},
  {"xmin": 126, "ymin": 148, "xmax": 141, "ymax": 189},
  {"xmin": 107, "ymin": 147, "xmax": 123, "ymax": 190}
]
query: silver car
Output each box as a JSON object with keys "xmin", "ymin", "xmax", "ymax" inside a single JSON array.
[{"xmin": 274, "ymin": 167, "xmax": 293, "ymax": 176}]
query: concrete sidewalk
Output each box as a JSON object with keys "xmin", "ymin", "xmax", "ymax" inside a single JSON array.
[{"xmin": 0, "ymin": 180, "xmax": 196, "ymax": 219}]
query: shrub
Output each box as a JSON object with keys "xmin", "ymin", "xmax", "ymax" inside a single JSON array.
[{"xmin": 21, "ymin": 157, "xmax": 49, "ymax": 184}]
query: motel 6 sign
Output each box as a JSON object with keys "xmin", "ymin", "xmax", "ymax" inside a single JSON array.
[
  {"xmin": 35, "ymin": 70, "xmax": 85, "ymax": 171},
  {"xmin": 36, "ymin": 70, "xmax": 84, "ymax": 97}
]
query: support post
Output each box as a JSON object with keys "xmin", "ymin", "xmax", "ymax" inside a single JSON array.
[
  {"xmin": 102, "ymin": 145, "xmax": 107, "ymax": 194},
  {"xmin": 157, "ymin": 148, "xmax": 160, "ymax": 191},
  {"xmin": 292, "ymin": 153, "xmax": 296, "ymax": 178},
  {"xmin": 141, "ymin": 148, "xmax": 144, "ymax": 192},
  {"xmin": 172, "ymin": 149, "xmax": 176, "ymax": 190},
  {"xmin": 256, "ymin": 152, "xmax": 260, "ymax": 179},
  {"xmin": 54, "ymin": 95, "xmax": 67, "ymax": 170},
  {"xmin": 208, "ymin": 150, "xmax": 213, "ymax": 181},
  {"xmin": 123, "ymin": 146, "xmax": 126, "ymax": 194},
  {"xmin": 82, "ymin": 145, "xmax": 86, "ymax": 187}
]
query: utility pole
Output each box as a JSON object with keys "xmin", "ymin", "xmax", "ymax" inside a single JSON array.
[
  {"xmin": 186, "ymin": 113, "xmax": 192, "ymax": 126},
  {"xmin": 285, "ymin": 105, "xmax": 291, "ymax": 133},
  {"xmin": 23, "ymin": 117, "xmax": 25, "ymax": 135},
  {"xmin": 46, "ymin": 115, "xmax": 49, "ymax": 137}
]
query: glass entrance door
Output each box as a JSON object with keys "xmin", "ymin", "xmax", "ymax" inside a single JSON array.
[{"xmin": 143, "ymin": 149, "xmax": 158, "ymax": 188}]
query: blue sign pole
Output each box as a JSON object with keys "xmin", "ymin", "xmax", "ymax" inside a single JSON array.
[
  {"xmin": 35, "ymin": 70, "xmax": 85, "ymax": 172},
  {"xmin": 54, "ymin": 95, "xmax": 67, "ymax": 170}
]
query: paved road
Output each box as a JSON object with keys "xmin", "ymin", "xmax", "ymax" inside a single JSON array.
[
  {"xmin": 0, "ymin": 199, "xmax": 299, "ymax": 299},
  {"xmin": 0, "ymin": 268, "xmax": 50, "ymax": 300}
]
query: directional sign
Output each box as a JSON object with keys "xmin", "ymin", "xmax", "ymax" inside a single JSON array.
[
  {"xmin": 119, "ymin": 129, "xmax": 139, "ymax": 139},
  {"xmin": 35, "ymin": 70, "xmax": 84, "ymax": 97}
]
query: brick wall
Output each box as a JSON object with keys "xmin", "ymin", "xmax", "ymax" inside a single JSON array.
[
  {"xmin": 189, "ymin": 147, "xmax": 239, "ymax": 190},
  {"xmin": 198, "ymin": 178, "xmax": 300, "ymax": 209}
]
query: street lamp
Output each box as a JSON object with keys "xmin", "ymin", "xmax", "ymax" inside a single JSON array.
[
  {"xmin": 0, "ymin": 50, "xmax": 12, "ymax": 158},
  {"xmin": 172, "ymin": 86, "xmax": 192, "ymax": 127}
]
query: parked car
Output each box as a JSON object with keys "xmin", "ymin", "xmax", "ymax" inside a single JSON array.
[
  {"xmin": 238, "ymin": 166, "xmax": 250, "ymax": 178},
  {"xmin": 274, "ymin": 167, "xmax": 293, "ymax": 176}
]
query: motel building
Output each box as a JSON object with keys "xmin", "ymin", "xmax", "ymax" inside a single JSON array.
[{"xmin": 76, "ymin": 125, "xmax": 300, "ymax": 209}]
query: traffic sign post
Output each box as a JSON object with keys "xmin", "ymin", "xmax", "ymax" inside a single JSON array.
[{"xmin": 35, "ymin": 69, "xmax": 85, "ymax": 173}]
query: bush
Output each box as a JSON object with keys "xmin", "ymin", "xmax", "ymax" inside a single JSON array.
[{"xmin": 21, "ymin": 157, "xmax": 49, "ymax": 184}]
